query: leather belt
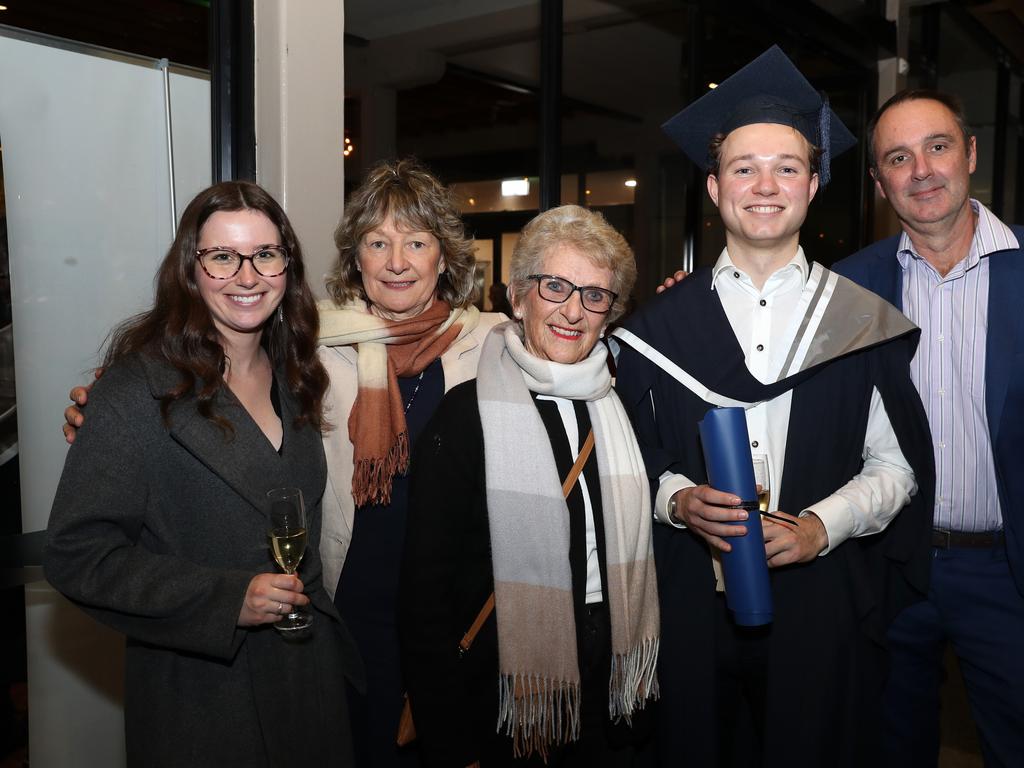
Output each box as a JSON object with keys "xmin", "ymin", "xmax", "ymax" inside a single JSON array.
[{"xmin": 931, "ymin": 528, "xmax": 1004, "ymax": 549}]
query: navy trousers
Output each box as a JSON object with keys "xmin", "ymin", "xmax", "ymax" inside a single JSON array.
[{"xmin": 883, "ymin": 544, "xmax": 1024, "ymax": 768}]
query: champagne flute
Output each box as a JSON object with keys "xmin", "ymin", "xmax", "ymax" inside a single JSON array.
[
  {"xmin": 751, "ymin": 454, "xmax": 771, "ymax": 514},
  {"xmin": 267, "ymin": 487, "xmax": 313, "ymax": 632}
]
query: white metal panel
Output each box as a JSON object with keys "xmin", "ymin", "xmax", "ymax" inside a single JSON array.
[
  {"xmin": 170, "ymin": 68, "xmax": 213, "ymax": 222},
  {"xmin": 0, "ymin": 31, "xmax": 209, "ymax": 768}
]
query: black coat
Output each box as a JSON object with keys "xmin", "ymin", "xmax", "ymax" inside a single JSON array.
[
  {"xmin": 835, "ymin": 231, "xmax": 1024, "ymax": 597},
  {"xmin": 44, "ymin": 354, "xmax": 363, "ymax": 767},
  {"xmin": 398, "ymin": 380, "xmax": 648, "ymax": 768}
]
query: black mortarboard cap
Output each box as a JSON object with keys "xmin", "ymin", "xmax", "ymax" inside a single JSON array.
[{"xmin": 662, "ymin": 45, "xmax": 857, "ymax": 186}]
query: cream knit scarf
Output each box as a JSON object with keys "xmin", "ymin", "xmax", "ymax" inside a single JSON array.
[
  {"xmin": 318, "ymin": 299, "xmax": 480, "ymax": 505},
  {"xmin": 476, "ymin": 322, "xmax": 659, "ymax": 758}
]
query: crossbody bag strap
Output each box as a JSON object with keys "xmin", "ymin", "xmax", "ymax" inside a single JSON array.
[
  {"xmin": 561, "ymin": 427, "xmax": 595, "ymax": 498},
  {"xmin": 460, "ymin": 427, "xmax": 596, "ymax": 655}
]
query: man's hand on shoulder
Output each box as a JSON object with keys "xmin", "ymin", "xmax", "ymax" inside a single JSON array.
[
  {"xmin": 62, "ymin": 367, "xmax": 103, "ymax": 445},
  {"xmin": 656, "ymin": 270, "xmax": 689, "ymax": 294}
]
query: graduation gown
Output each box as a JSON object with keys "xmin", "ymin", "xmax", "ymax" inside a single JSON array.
[{"xmin": 612, "ymin": 264, "xmax": 934, "ymax": 768}]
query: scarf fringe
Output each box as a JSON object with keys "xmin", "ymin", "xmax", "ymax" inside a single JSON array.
[
  {"xmin": 608, "ymin": 636, "xmax": 660, "ymax": 720},
  {"xmin": 350, "ymin": 430, "xmax": 409, "ymax": 506},
  {"xmin": 497, "ymin": 673, "xmax": 581, "ymax": 761}
]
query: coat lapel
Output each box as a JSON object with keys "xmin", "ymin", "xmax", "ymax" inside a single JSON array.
[
  {"xmin": 985, "ymin": 248, "xmax": 1023, "ymax": 440},
  {"xmin": 880, "ymin": 245, "xmax": 903, "ymax": 309},
  {"xmin": 140, "ymin": 356, "xmax": 325, "ymax": 517},
  {"xmin": 275, "ymin": 375, "xmax": 328, "ymax": 505}
]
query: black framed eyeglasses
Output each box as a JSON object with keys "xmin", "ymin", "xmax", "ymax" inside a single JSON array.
[
  {"xmin": 526, "ymin": 274, "xmax": 618, "ymax": 314},
  {"xmin": 196, "ymin": 245, "xmax": 291, "ymax": 279}
]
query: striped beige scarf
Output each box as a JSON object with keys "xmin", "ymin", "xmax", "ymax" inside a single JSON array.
[
  {"xmin": 318, "ymin": 299, "xmax": 480, "ymax": 506},
  {"xmin": 477, "ymin": 322, "xmax": 659, "ymax": 758}
]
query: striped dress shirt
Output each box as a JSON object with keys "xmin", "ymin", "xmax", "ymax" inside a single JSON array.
[{"xmin": 897, "ymin": 199, "xmax": 1018, "ymax": 532}]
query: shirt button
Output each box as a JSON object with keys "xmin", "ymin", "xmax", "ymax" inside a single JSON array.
[
  {"xmin": 751, "ymin": 440, "xmax": 759, "ymax": 448},
  {"xmin": 937, "ymin": 334, "xmax": 944, "ymax": 342},
  {"xmin": 733, "ymin": 271, "xmax": 740, "ymax": 278},
  {"xmin": 937, "ymin": 388, "xmax": 945, "ymax": 396},
  {"xmin": 756, "ymin": 344, "xmax": 764, "ymax": 351},
  {"xmin": 759, "ymin": 299, "xmax": 767, "ymax": 307},
  {"xmin": 938, "ymin": 441, "xmax": 946, "ymax": 449}
]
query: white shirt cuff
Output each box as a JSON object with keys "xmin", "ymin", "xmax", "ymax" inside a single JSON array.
[
  {"xmin": 655, "ymin": 472, "xmax": 695, "ymax": 528},
  {"xmin": 801, "ymin": 496, "xmax": 852, "ymax": 555},
  {"xmin": 804, "ymin": 387, "xmax": 917, "ymax": 556}
]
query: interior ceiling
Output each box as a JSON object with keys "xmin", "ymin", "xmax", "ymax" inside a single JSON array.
[
  {"xmin": 0, "ymin": 0, "xmax": 208, "ymax": 68},
  {"xmin": 355, "ymin": 0, "xmax": 874, "ymax": 128},
  {"xmin": 967, "ymin": 0, "xmax": 1024, "ymax": 58},
  {"xmin": 0, "ymin": 0, "xmax": 1021, "ymax": 75},
  {"xmin": 344, "ymin": 0, "xmax": 537, "ymax": 40}
]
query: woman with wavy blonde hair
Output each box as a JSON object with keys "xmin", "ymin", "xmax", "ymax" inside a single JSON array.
[{"xmin": 316, "ymin": 158, "xmax": 506, "ymax": 767}]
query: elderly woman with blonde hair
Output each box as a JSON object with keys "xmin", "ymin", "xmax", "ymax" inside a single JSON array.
[{"xmin": 399, "ymin": 205, "xmax": 659, "ymax": 767}]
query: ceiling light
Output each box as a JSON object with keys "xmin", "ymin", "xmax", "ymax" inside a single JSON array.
[
  {"xmin": 501, "ymin": 179, "xmax": 529, "ymax": 197},
  {"xmin": 624, "ymin": 179, "xmax": 637, "ymax": 188},
  {"xmin": 708, "ymin": 82, "xmax": 718, "ymax": 89}
]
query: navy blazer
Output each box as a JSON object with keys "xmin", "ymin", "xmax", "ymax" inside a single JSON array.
[{"xmin": 834, "ymin": 228, "xmax": 1024, "ymax": 597}]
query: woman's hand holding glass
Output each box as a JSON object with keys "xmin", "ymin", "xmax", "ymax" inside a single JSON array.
[
  {"xmin": 237, "ymin": 487, "xmax": 312, "ymax": 628},
  {"xmin": 237, "ymin": 571, "xmax": 308, "ymax": 628},
  {"xmin": 266, "ymin": 487, "xmax": 313, "ymax": 631}
]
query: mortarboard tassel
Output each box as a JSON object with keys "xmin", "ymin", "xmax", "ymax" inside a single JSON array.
[{"xmin": 818, "ymin": 93, "xmax": 832, "ymax": 187}]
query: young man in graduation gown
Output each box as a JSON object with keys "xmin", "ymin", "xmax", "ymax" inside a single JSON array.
[{"xmin": 612, "ymin": 46, "xmax": 935, "ymax": 768}]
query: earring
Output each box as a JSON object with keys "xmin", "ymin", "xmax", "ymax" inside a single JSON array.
[
  {"xmin": 514, "ymin": 310, "xmax": 523, "ymax": 319},
  {"xmin": 277, "ymin": 305, "xmax": 284, "ymax": 323}
]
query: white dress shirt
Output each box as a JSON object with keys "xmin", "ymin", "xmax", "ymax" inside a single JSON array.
[
  {"xmin": 537, "ymin": 394, "xmax": 604, "ymax": 603},
  {"xmin": 655, "ymin": 247, "xmax": 917, "ymax": 555}
]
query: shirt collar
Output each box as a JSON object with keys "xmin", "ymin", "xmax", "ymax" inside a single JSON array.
[
  {"xmin": 711, "ymin": 245, "xmax": 809, "ymax": 292},
  {"xmin": 896, "ymin": 198, "xmax": 1019, "ymax": 270}
]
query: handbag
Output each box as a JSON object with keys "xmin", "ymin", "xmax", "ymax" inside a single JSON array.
[{"xmin": 396, "ymin": 428, "xmax": 595, "ymax": 746}]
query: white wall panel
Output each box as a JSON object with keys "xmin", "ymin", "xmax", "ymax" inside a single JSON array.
[{"xmin": 0, "ymin": 31, "xmax": 209, "ymax": 767}]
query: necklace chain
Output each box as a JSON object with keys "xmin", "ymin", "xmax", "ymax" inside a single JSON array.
[{"xmin": 404, "ymin": 371, "xmax": 426, "ymax": 414}]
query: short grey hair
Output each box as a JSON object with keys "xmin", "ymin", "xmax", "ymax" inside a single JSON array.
[{"xmin": 508, "ymin": 205, "xmax": 636, "ymax": 322}]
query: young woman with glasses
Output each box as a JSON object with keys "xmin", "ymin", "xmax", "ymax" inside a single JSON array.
[{"xmin": 44, "ymin": 181, "xmax": 361, "ymax": 766}]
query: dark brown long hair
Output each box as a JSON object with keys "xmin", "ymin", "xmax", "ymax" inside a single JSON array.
[{"xmin": 104, "ymin": 181, "xmax": 328, "ymax": 431}]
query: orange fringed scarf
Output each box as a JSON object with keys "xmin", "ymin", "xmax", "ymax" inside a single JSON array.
[{"xmin": 344, "ymin": 300, "xmax": 464, "ymax": 506}]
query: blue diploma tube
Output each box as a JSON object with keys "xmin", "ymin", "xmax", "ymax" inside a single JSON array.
[{"xmin": 698, "ymin": 407, "xmax": 773, "ymax": 626}]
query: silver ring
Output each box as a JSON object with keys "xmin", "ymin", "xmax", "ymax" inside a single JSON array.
[{"xmin": 277, "ymin": 601, "xmax": 284, "ymax": 615}]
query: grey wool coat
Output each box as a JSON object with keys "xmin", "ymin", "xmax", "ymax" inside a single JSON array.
[{"xmin": 44, "ymin": 353, "xmax": 363, "ymax": 767}]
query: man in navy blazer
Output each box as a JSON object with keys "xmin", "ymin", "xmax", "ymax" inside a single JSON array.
[{"xmin": 834, "ymin": 89, "xmax": 1024, "ymax": 768}]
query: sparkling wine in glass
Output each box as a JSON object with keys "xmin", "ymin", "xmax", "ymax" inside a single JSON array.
[
  {"xmin": 267, "ymin": 487, "xmax": 312, "ymax": 632},
  {"xmin": 751, "ymin": 454, "xmax": 771, "ymax": 514}
]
